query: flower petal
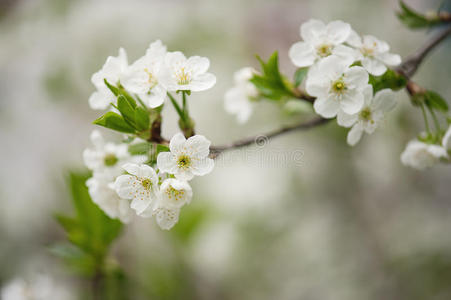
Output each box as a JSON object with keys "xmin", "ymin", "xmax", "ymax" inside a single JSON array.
[
  {"xmin": 372, "ymin": 89, "xmax": 396, "ymax": 113},
  {"xmin": 185, "ymin": 135, "xmax": 211, "ymax": 158},
  {"xmin": 114, "ymin": 175, "xmax": 137, "ymax": 199},
  {"xmin": 341, "ymin": 90, "xmax": 364, "ymax": 115},
  {"xmin": 300, "ymin": 19, "xmax": 326, "ymax": 44},
  {"xmin": 346, "ymin": 29, "xmax": 362, "ymax": 48},
  {"xmin": 288, "ymin": 42, "xmax": 316, "ymax": 67},
  {"xmin": 347, "ymin": 123, "xmax": 364, "ymax": 146},
  {"xmin": 122, "ymin": 163, "xmax": 141, "ymax": 176},
  {"xmin": 313, "ymin": 96, "xmax": 340, "ymax": 118},
  {"xmin": 326, "ymin": 20, "xmax": 351, "ymax": 45},
  {"xmin": 191, "ymin": 157, "xmax": 215, "ymax": 177},
  {"xmin": 344, "ymin": 66, "xmax": 369, "ymax": 88},
  {"xmin": 186, "ymin": 56, "xmax": 210, "ymax": 75},
  {"xmin": 169, "ymin": 132, "xmax": 186, "ymax": 153},
  {"xmin": 156, "ymin": 152, "xmax": 177, "ymax": 174},
  {"xmin": 155, "ymin": 206, "xmax": 180, "ymax": 230},
  {"xmin": 337, "ymin": 110, "xmax": 358, "ymax": 127},
  {"xmin": 189, "ymin": 73, "xmax": 216, "ymax": 91},
  {"xmin": 362, "ymin": 57, "xmax": 387, "ymax": 76},
  {"xmin": 378, "ymin": 53, "xmax": 401, "ymax": 66},
  {"xmin": 89, "ymin": 90, "xmax": 113, "ymax": 110}
]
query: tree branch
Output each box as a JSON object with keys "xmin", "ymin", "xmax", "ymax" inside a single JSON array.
[{"xmin": 396, "ymin": 25, "xmax": 451, "ymax": 78}]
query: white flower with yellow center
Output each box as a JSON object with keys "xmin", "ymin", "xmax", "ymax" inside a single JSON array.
[
  {"xmin": 86, "ymin": 175, "xmax": 133, "ymax": 223},
  {"xmin": 89, "ymin": 48, "xmax": 128, "ymax": 110},
  {"xmin": 159, "ymin": 51, "xmax": 216, "ymax": 92},
  {"xmin": 120, "ymin": 40, "xmax": 167, "ymax": 108},
  {"xmin": 346, "ymin": 30, "xmax": 401, "ymax": 76},
  {"xmin": 157, "ymin": 133, "xmax": 214, "ymax": 181},
  {"xmin": 337, "ymin": 86, "xmax": 397, "ymax": 146},
  {"xmin": 289, "ymin": 19, "xmax": 357, "ymax": 68},
  {"xmin": 83, "ymin": 130, "xmax": 145, "ymax": 181},
  {"xmin": 114, "ymin": 163, "xmax": 160, "ymax": 217},
  {"xmin": 401, "ymin": 140, "xmax": 447, "ymax": 170},
  {"xmin": 306, "ymin": 55, "xmax": 369, "ymax": 118},
  {"xmin": 224, "ymin": 67, "xmax": 259, "ymax": 123}
]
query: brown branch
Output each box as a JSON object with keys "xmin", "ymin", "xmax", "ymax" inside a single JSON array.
[{"xmin": 396, "ymin": 25, "xmax": 451, "ymax": 78}]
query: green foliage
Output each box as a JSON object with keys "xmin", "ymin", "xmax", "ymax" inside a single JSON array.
[
  {"xmin": 293, "ymin": 67, "xmax": 309, "ymax": 87},
  {"xmin": 170, "ymin": 204, "xmax": 209, "ymax": 244},
  {"xmin": 93, "ymin": 112, "xmax": 136, "ymax": 134},
  {"xmin": 53, "ymin": 172, "xmax": 123, "ymax": 276},
  {"xmin": 397, "ymin": 1, "xmax": 443, "ymax": 29},
  {"xmin": 250, "ymin": 52, "xmax": 295, "ymax": 100},
  {"xmin": 424, "ymin": 90, "xmax": 448, "ymax": 112},
  {"xmin": 369, "ymin": 69, "xmax": 407, "ymax": 93},
  {"xmin": 116, "ymin": 95, "xmax": 150, "ymax": 131}
]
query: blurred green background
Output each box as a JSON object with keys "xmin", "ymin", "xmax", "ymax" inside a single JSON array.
[{"xmin": 1, "ymin": 0, "xmax": 451, "ymax": 299}]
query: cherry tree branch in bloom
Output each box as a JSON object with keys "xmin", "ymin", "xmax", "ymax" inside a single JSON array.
[
  {"xmin": 211, "ymin": 24, "xmax": 451, "ymax": 157},
  {"xmin": 210, "ymin": 117, "xmax": 330, "ymax": 157}
]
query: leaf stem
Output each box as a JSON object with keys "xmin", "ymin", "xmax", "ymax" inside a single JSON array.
[
  {"xmin": 429, "ymin": 107, "xmax": 441, "ymax": 131},
  {"xmin": 167, "ymin": 92, "xmax": 186, "ymax": 122},
  {"xmin": 420, "ymin": 103, "xmax": 431, "ymax": 133}
]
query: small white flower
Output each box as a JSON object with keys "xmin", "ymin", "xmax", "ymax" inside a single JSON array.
[
  {"xmin": 157, "ymin": 133, "xmax": 214, "ymax": 181},
  {"xmin": 306, "ymin": 55, "xmax": 369, "ymax": 118},
  {"xmin": 289, "ymin": 19, "xmax": 357, "ymax": 68},
  {"xmin": 442, "ymin": 125, "xmax": 451, "ymax": 151},
  {"xmin": 337, "ymin": 86, "xmax": 397, "ymax": 146},
  {"xmin": 86, "ymin": 176, "xmax": 133, "ymax": 223},
  {"xmin": 83, "ymin": 130, "xmax": 145, "ymax": 181},
  {"xmin": 224, "ymin": 67, "xmax": 259, "ymax": 123},
  {"xmin": 347, "ymin": 30, "xmax": 401, "ymax": 76},
  {"xmin": 159, "ymin": 178, "xmax": 192, "ymax": 208},
  {"xmin": 159, "ymin": 51, "xmax": 216, "ymax": 92},
  {"xmin": 114, "ymin": 163, "xmax": 160, "ymax": 216},
  {"xmin": 401, "ymin": 140, "xmax": 447, "ymax": 170},
  {"xmin": 120, "ymin": 40, "xmax": 168, "ymax": 108},
  {"xmin": 89, "ymin": 48, "xmax": 128, "ymax": 110},
  {"xmin": 151, "ymin": 178, "xmax": 193, "ymax": 230}
]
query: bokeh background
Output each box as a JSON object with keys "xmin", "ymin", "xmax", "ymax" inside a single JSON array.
[{"xmin": 1, "ymin": 0, "xmax": 451, "ymax": 299}]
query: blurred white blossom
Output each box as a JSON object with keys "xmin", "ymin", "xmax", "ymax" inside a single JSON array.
[
  {"xmin": 401, "ymin": 140, "xmax": 447, "ymax": 170},
  {"xmin": 1, "ymin": 275, "xmax": 73, "ymax": 300}
]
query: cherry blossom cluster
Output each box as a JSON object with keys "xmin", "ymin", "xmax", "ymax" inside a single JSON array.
[
  {"xmin": 85, "ymin": 40, "xmax": 216, "ymax": 229},
  {"xmin": 224, "ymin": 19, "xmax": 450, "ymax": 169}
]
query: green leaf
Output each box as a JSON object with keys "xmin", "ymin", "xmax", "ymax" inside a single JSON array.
[
  {"xmin": 369, "ymin": 69, "xmax": 407, "ymax": 93},
  {"xmin": 104, "ymin": 79, "xmax": 120, "ymax": 96},
  {"xmin": 93, "ymin": 112, "xmax": 135, "ymax": 133},
  {"xmin": 293, "ymin": 67, "xmax": 309, "ymax": 87},
  {"xmin": 128, "ymin": 142, "xmax": 152, "ymax": 155},
  {"xmin": 104, "ymin": 79, "xmax": 137, "ymax": 108},
  {"xmin": 134, "ymin": 106, "xmax": 150, "ymax": 131},
  {"xmin": 397, "ymin": 1, "xmax": 442, "ymax": 29},
  {"xmin": 250, "ymin": 52, "xmax": 294, "ymax": 100},
  {"xmin": 425, "ymin": 90, "xmax": 448, "ymax": 112},
  {"xmin": 117, "ymin": 95, "xmax": 137, "ymax": 127}
]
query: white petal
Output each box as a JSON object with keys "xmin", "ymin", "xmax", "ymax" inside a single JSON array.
[
  {"xmin": 442, "ymin": 125, "xmax": 451, "ymax": 150},
  {"xmin": 191, "ymin": 157, "xmax": 215, "ymax": 177},
  {"xmin": 139, "ymin": 84, "xmax": 166, "ymax": 108},
  {"xmin": 362, "ymin": 57, "xmax": 387, "ymax": 76},
  {"xmin": 131, "ymin": 193, "xmax": 152, "ymax": 215},
  {"xmin": 326, "ymin": 20, "xmax": 351, "ymax": 45},
  {"xmin": 362, "ymin": 84, "xmax": 374, "ymax": 106},
  {"xmin": 378, "ymin": 53, "xmax": 401, "ymax": 66},
  {"xmin": 122, "ymin": 163, "xmax": 140, "ymax": 176},
  {"xmin": 224, "ymin": 87, "xmax": 253, "ymax": 123},
  {"xmin": 186, "ymin": 56, "xmax": 210, "ymax": 75},
  {"xmin": 347, "ymin": 123, "xmax": 364, "ymax": 146},
  {"xmin": 185, "ymin": 135, "xmax": 211, "ymax": 158},
  {"xmin": 155, "ymin": 206, "xmax": 180, "ymax": 230},
  {"xmin": 114, "ymin": 175, "xmax": 137, "ymax": 199},
  {"xmin": 317, "ymin": 55, "xmax": 348, "ymax": 80},
  {"xmin": 305, "ymin": 77, "xmax": 329, "ymax": 98},
  {"xmin": 156, "ymin": 152, "xmax": 177, "ymax": 173},
  {"xmin": 89, "ymin": 90, "xmax": 113, "ymax": 110},
  {"xmin": 138, "ymin": 164, "xmax": 158, "ymax": 180},
  {"xmin": 174, "ymin": 169, "xmax": 195, "ymax": 181},
  {"xmin": 300, "ymin": 19, "xmax": 326, "ymax": 44},
  {"xmin": 120, "ymin": 68, "xmax": 149, "ymax": 94},
  {"xmin": 288, "ymin": 42, "xmax": 316, "ymax": 67},
  {"xmin": 332, "ymin": 44, "xmax": 359, "ymax": 66},
  {"xmin": 341, "ymin": 90, "xmax": 364, "ymax": 115},
  {"xmin": 145, "ymin": 40, "xmax": 167, "ymax": 58},
  {"xmin": 337, "ymin": 110, "xmax": 358, "ymax": 127},
  {"xmin": 165, "ymin": 51, "xmax": 187, "ymax": 67},
  {"xmin": 169, "ymin": 132, "xmax": 186, "ymax": 153},
  {"xmin": 90, "ymin": 130, "xmax": 104, "ymax": 148},
  {"xmin": 372, "ymin": 89, "xmax": 396, "ymax": 113},
  {"xmin": 344, "ymin": 66, "xmax": 369, "ymax": 88},
  {"xmin": 83, "ymin": 149, "xmax": 102, "ymax": 170},
  {"xmin": 346, "ymin": 29, "xmax": 362, "ymax": 48},
  {"xmin": 188, "ymin": 73, "xmax": 216, "ymax": 91},
  {"xmin": 160, "ymin": 178, "xmax": 192, "ymax": 208},
  {"xmin": 313, "ymin": 96, "xmax": 340, "ymax": 118}
]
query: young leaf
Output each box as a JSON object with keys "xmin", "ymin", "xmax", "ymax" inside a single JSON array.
[
  {"xmin": 397, "ymin": 1, "xmax": 442, "ymax": 29},
  {"xmin": 369, "ymin": 69, "xmax": 407, "ymax": 93},
  {"xmin": 117, "ymin": 95, "xmax": 137, "ymax": 127},
  {"xmin": 128, "ymin": 142, "xmax": 152, "ymax": 155},
  {"xmin": 134, "ymin": 106, "xmax": 150, "ymax": 131},
  {"xmin": 425, "ymin": 90, "xmax": 448, "ymax": 112},
  {"xmin": 294, "ymin": 67, "xmax": 309, "ymax": 87},
  {"xmin": 93, "ymin": 112, "xmax": 135, "ymax": 133},
  {"xmin": 104, "ymin": 79, "xmax": 137, "ymax": 108}
]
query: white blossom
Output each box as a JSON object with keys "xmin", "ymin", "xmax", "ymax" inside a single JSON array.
[
  {"xmin": 83, "ymin": 130, "xmax": 145, "ymax": 181},
  {"xmin": 153, "ymin": 205, "xmax": 180, "ymax": 230},
  {"xmin": 114, "ymin": 163, "xmax": 160, "ymax": 217},
  {"xmin": 306, "ymin": 55, "xmax": 369, "ymax": 118},
  {"xmin": 401, "ymin": 140, "xmax": 447, "ymax": 170},
  {"xmin": 337, "ymin": 86, "xmax": 397, "ymax": 146},
  {"xmin": 86, "ymin": 175, "xmax": 133, "ymax": 223},
  {"xmin": 224, "ymin": 67, "xmax": 259, "ymax": 123},
  {"xmin": 159, "ymin": 51, "xmax": 216, "ymax": 92},
  {"xmin": 120, "ymin": 40, "xmax": 168, "ymax": 108},
  {"xmin": 1, "ymin": 275, "xmax": 73, "ymax": 300},
  {"xmin": 289, "ymin": 19, "xmax": 357, "ymax": 68},
  {"xmin": 346, "ymin": 30, "xmax": 401, "ymax": 76},
  {"xmin": 89, "ymin": 48, "xmax": 128, "ymax": 110},
  {"xmin": 157, "ymin": 133, "xmax": 214, "ymax": 181}
]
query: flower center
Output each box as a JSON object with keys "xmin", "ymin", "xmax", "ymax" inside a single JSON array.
[
  {"xmin": 359, "ymin": 107, "xmax": 372, "ymax": 121},
  {"xmin": 144, "ymin": 68, "xmax": 158, "ymax": 91},
  {"xmin": 104, "ymin": 154, "xmax": 118, "ymax": 166},
  {"xmin": 166, "ymin": 186, "xmax": 185, "ymax": 201},
  {"xmin": 361, "ymin": 47, "xmax": 374, "ymax": 57},
  {"xmin": 317, "ymin": 44, "xmax": 332, "ymax": 57},
  {"xmin": 141, "ymin": 178, "xmax": 153, "ymax": 190},
  {"xmin": 176, "ymin": 67, "xmax": 191, "ymax": 85},
  {"xmin": 332, "ymin": 79, "xmax": 347, "ymax": 95},
  {"xmin": 177, "ymin": 155, "xmax": 191, "ymax": 169}
]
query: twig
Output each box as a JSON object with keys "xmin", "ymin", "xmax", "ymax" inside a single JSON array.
[{"xmin": 396, "ymin": 25, "xmax": 451, "ymax": 78}]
